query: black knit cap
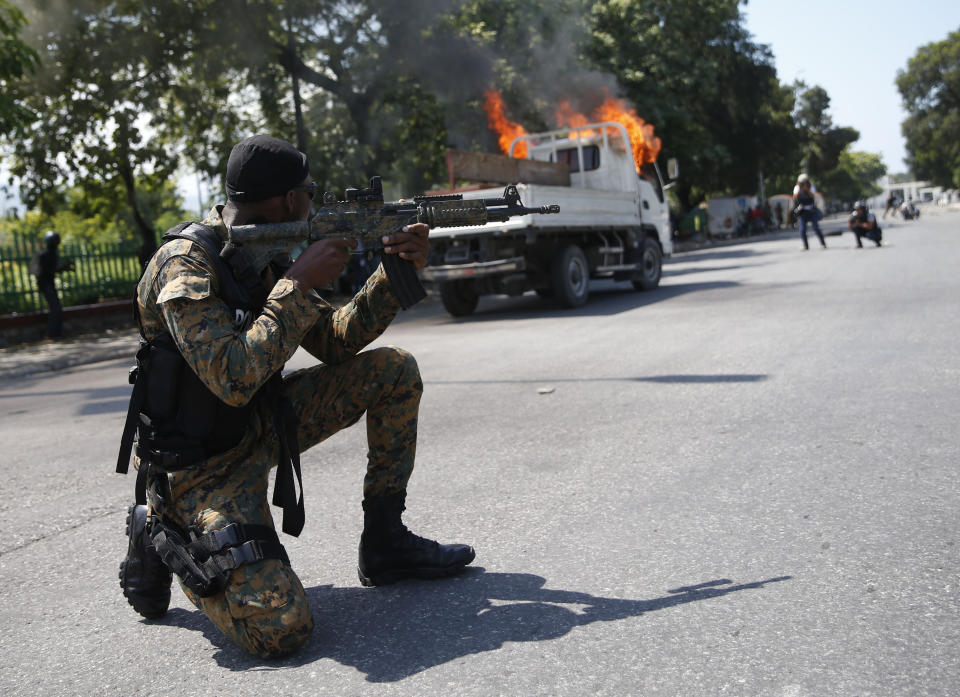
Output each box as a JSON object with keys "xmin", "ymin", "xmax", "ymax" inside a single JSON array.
[{"xmin": 226, "ymin": 135, "xmax": 309, "ymax": 202}]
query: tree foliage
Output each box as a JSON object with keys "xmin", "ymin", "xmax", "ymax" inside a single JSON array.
[
  {"xmin": 0, "ymin": 0, "xmax": 39, "ymax": 135},
  {"xmin": 897, "ymin": 28, "xmax": 960, "ymax": 188},
  {"xmin": 584, "ymin": 0, "xmax": 803, "ymax": 208},
  {"xmin": 818, "ymin": 151, "xmax": 886, "ymax": 205},
  {"xmin": 0, "ymin": 180, "xmax": 184, "ymax": 247},
  {"xmin": 4, "ymin": 0, "xmax": 198, "ymax": 265},
  {"xmin": 793, "ymin": 83, "xmax": 859, "ymax": 178},
  {"xmin": 159, "ymin": 0, "xmax": 490, "ymax": 195},
  {"xmin": 2, "ymin": 0, "xmax": 877, "ymax": 241}
]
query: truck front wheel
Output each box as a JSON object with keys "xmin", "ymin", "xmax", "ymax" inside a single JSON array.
[
  {"xmin": 631, "ymin": 237, "xmax": 662, "ymax": 291},
  {"xmin": 551, "ymin": 245, "xmax": 590, "ymax": 308},
  {"xmin": 439, "ymin": 280, "xmax": 479, "ymax": 317}
]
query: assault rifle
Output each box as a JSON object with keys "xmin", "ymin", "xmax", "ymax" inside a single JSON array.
[{"xmin": 224, "ymin": 176, "xmax": 560, "ymax": 309}]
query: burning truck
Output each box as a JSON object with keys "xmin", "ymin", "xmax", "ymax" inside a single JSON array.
[{"xmin": 420, "ymin": 91, "xmax": 676, "ymax": 316}]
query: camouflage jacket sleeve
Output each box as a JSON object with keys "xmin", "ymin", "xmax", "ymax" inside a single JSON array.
[
  {"xmin": 140, "ymin": 240, "xmax": 321, "ymax": 407},
  {"xmin": 299, "ymin": 263, "xmax": 403, "ymax": 365}
]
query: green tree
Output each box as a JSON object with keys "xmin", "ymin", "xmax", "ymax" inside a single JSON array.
[
  {"xmin": 4, "ymin": 0, "xmax": 197, "ymax": 266},
  {"xmin": 896, "ymin": 28, "xmax": 960, "ymax": 187},
  {"xmin": 163, "ymin": 0, "xmax": 480, "ymax": 195},
  {"xmin": 0, "ymin": 0, "xmax": 38, "ymax": 135},
  {"xmin": 0, "ymin": 179, "xmax": 185, "ymax": 248},
  {"xmin": 3, "ymin": 0, "xmax": 483, "ymax": 242},
  {"xmin": 818, "ymin": 151, "xmax": 886, "ymax": 206},
  {"xmin": 585, "ymin": 0, "xmax": 800, "ymax": 209},
  {"xmin": 793, "ymin": 82, "xmax": 859, "ymax": 178}
]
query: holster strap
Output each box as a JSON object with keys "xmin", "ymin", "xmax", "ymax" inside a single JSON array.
[{"xmin": 150, "ymin": 518, "xmax": 289, "ymax": 598}]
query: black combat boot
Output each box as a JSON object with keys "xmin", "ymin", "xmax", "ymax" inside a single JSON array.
[
  {"xmin": 358, "ymin": 492, "xmax": 475, "ymax": 587},
  {"xmin": 119, "ymin": 504, "xmax": 172, "ymax": 619}
]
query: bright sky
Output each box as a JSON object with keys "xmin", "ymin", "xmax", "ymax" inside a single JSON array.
[{"xmin": 743, "ymin": 0, "xmax": 960, "ymax": 173}]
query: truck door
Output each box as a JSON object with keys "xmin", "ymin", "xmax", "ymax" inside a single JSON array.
[{"xmin": 639, "ymin": 162, "xmax": 672, "ymax": 245}]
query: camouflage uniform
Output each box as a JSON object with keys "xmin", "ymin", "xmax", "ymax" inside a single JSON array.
[{"xmin": 136, "ymin": 206, "xmax": 422, "ymax": 658}]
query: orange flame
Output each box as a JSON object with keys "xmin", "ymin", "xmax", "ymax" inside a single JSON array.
[
  {"xmin": 593, "ymin": 94, "xmax": 662, "ymax": 170},
  {"xmin": 486, "ymin": 89, "xmax": 662, "ymax": 173},
  {"xmin": 554, "ymin": 100, "xmax": 591, "ymax": 129},
  {"xmin": 483, "ymin": 90, "xmax": 528, "ymax": 159}
]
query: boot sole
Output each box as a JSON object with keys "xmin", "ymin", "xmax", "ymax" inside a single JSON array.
[
  {"xmin": 119, "ymin": 505, "xmax": 170, "ymax": 619},
  {"xmin": 358, "ymin": 549, "xmax": 476, "ymax": 587}
]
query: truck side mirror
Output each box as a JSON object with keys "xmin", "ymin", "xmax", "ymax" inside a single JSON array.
[{"xmin": 667, "ymin": 158, "xmax": 679, "ymax": 180}]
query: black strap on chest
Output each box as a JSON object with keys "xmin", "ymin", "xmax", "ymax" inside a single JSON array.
[{"xmin": 163, "ymin": 222, "xmax": 269, "ymax": 313}]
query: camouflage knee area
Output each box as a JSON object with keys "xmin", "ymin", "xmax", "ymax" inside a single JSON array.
[
  {"xmin": 183, "ymin": 558, "xmax": 314, "ymax": 659},
  {"xmin": 367, "ymin": 345, "xmax": 422, "ymax": 398},
  {"xmin": 363, "ymin": 346, "xmax": 422, "ymax": 499}
]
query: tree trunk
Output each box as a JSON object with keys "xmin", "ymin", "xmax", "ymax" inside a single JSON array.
[
  {"xmin": 114, "ymin": 118, "xmax": 157, "ymax": 268},
  {"xmin": 117, "ymin": 159, "xmax": 157, "ymax": 269},
  {"xmin": 280, "ymin": 46, "xmax": 376, "ymax": 172}
]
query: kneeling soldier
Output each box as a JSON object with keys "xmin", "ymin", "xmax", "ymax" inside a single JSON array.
[{"xmin": 117, "ymin": 135, "xmax": 474, "ymax": 658}]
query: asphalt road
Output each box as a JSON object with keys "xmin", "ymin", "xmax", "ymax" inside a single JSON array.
[{"xmin": 1, "ymin": 211, "xmax": 957, "ymax": 696}]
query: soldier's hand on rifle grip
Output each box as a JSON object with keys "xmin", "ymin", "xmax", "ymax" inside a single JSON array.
[
  {"xmin": 382, "ymin": 223, "xmax": 431, "ymax": 270},
  {"xmin": 283, "ymin": 238, "xmax": 358, "ymax": 291}
]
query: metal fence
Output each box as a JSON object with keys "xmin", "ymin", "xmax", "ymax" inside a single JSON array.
[{"xmin": 0, "ymin": 236, "xmax": 142, "ymax": 315}]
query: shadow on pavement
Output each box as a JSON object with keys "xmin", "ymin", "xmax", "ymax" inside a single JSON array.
[
  {"xmin": 439, "ymin": 280, "xmax": 742, "ymax": 323},
  {"xmin": 663, "ymin": 264, "xmax": 757, "ymax": 277},
  {"xmin": 0, "ymin": 383, "xmax": 132, "ymax": 416},
  {"xmin": 668, "ymin": 248, "xmax": 776, "ymax": 264},
  {"xmin": 162, "ymin": 569, "xmax": 791, "ymax": 679},
  {"xmin": 425, "ymin": 373, "xmax": 768, "ymax": 386}
]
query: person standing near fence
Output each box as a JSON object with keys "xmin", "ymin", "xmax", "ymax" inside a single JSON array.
[{"xmin": 32, "ymin": 230, "xmax": 73, "ymax": 338}]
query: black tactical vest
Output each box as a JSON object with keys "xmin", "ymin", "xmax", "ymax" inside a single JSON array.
[{"xmin": 117, "ymin": 222, "xmax": 305, "ymax": 535}]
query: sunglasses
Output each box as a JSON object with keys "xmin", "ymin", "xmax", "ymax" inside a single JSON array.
[{"xmin": 290, "ymin": 182, "xmax": 318, "ymax": 200}]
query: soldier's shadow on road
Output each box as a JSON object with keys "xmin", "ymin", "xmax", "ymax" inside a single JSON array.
[{"xmin": 174, "ymin": 569, "xmax": 791, "ymax": 680}]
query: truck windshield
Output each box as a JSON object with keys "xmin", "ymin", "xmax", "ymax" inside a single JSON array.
[
  {"xmin": 551, "ymin": 145, "xmax": 600, "ymax": 173},
  {"xmin": 640, "ymin": 162, "xmax": 665, "ymax": 203}
]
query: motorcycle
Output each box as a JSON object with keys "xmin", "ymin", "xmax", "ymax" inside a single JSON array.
[{"xmin": 899, "ymin": 201, "xmax": 920, "ymax": 220}]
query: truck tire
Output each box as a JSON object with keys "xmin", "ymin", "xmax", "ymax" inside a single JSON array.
[
  {"xmin": 551, "ymin": 245, "xmax": 590, "ymax": 308},
  {"xmin": 631, "ymin": 237, "xmax": 662, "ymax": 291},
  {"xmin": 439, "ymin": 280, "xmax": 479, "ymax": 317}
]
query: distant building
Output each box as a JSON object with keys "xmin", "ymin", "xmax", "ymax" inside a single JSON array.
[{"xmin": 869, "ymin": 176, "xmax": 944, "ymax": 209}]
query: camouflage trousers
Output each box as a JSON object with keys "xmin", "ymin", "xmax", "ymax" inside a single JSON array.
[{"xmin": 147, "ymin": 346, "xmax": 422, "ymax": 658}]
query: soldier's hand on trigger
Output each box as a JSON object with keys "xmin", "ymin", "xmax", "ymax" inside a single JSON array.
[
  {"xmin": 382, "ymin": 223, "xmax": 430, "ymax": 270},
  {"xmin": 283, "ymin": 238, "xmax": 358, "ymax": 291}
]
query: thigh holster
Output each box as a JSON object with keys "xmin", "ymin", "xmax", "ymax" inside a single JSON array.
[{"xmin": 150, "ymin": 518, "xmax": 290, "ymax": 598}]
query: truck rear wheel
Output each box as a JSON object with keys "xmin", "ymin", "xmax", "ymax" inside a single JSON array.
[
  {"xmin": 631, "ymin": 237, "xmax": 662, "ymax": 291},
  {"xmin": 439, "ymin": 280, "xmax": 479, "ymax": 317},
  {"xmin": 551, "ymin": 245, "xmax": 590, "ymax": 308}
]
